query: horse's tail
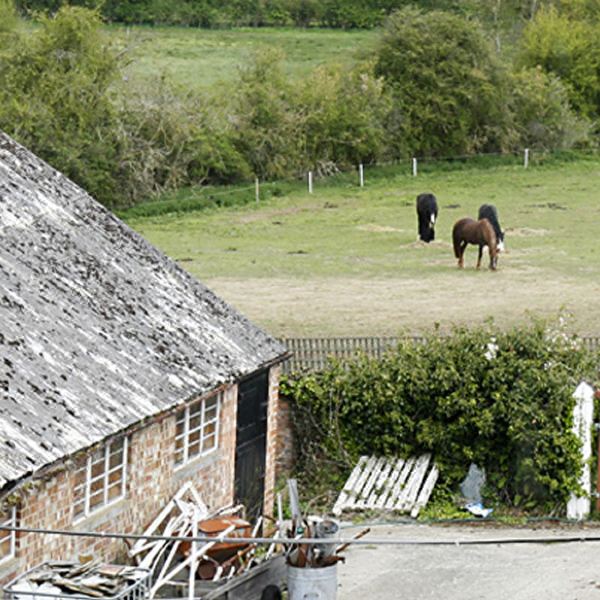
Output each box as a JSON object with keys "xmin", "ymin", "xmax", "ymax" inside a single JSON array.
[{"xmin": 452, "ymin": 222, "xmax": 462, "ymax": 258}]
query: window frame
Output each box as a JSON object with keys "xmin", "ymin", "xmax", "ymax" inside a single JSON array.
[
  {"xmin": 175, "ymin": 392, "xmax": 221, "ymax": 467},
  {"xmin": 0, "ymin": 506, "xmax": 16, "ymax": 564},
  {"xmin": 73, "ymin": 437, "xmax": 128, "ymax": 522}
]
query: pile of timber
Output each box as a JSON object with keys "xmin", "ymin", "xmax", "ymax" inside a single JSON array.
[{"xmin": 5, "ymin": 561, "xmax": 149, "ymax": 600}]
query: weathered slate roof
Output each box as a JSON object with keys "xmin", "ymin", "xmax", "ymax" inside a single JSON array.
[{"xmin": 0, "ymin": 133, "xmax": 287, "ymax": 489}]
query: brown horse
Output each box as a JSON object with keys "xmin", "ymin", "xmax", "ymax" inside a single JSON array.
[{"xmin": 452, "ymin": 218, "xmax": 498, "ymax": 270}]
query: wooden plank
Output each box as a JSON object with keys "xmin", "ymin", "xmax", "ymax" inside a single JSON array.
[
  {"xmin": 385, "ymin": 457, "xmax": 415, "ymax": 509},
  {"xmin": 345, "ymin": 455, "xmax": 377, "ymax": 510},
  {"xmin": 410, "ymin": 464, "xmax": 440, "ymax": 518},
  {"xmin": 395, "ymin": 454, "xmax": 431, "ymax": 512},
  {"xmin": 374, "ymin": 458, "xmax": 405, "ymax": 509},
  {"xmin": 332, "ymin": 456, "xmax": 369, "ymax": 516},
  {"xmin": 366, "ymin": 458, "xmax": 394, "ymax": 507},
  {"xmin": 356, "ymin": 457, "xmax": 386, "ymax": 509}
]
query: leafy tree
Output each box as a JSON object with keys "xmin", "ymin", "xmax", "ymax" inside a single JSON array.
[
  {"xmin": 0, "ymin": 5, "xmax": 124, "ymax": 202},
  {"xmin": 507, "ymin": 67, "xmax": 589, "ymax": 149},
  {"xmin": 229, "ymin": 49, "xmax": 303, "ymax": 179},
  {"xmin": 518, "ymin": 6, "xmax": 600, "ymax": 117},
  {"xmin": 374, "ymin": 7, "xmax": 511, "ymax": 157},
  {"xmin": 294, "ymin": 63, "xmax": 391, "ymax": 170}
]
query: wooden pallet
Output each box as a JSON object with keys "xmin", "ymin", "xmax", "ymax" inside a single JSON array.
[{"xmin": 332, "ymin": 455, "xmax": 439, "ymax": 518}]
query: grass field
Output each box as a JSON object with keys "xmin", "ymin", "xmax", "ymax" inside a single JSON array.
[
  {"xmin": 123, "ymin": 155, "xmax": 600, "ymax": 337},
  {"xmin": 111, "ymin": 25, "xmax": 376, "ymax": 92}
]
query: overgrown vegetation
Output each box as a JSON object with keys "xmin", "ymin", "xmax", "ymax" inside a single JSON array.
[
  {"xmin": 0, "ymin": 1, "xmax": 596, "ymax": 207},
  {"xmin": 281, "ymin": 321, "xmax": 598, "ymax": 512}
]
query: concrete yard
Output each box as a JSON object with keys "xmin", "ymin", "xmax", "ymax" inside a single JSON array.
[{"xmin": 337, "ymin": 523, "xmax": 600, "ymax": 599}]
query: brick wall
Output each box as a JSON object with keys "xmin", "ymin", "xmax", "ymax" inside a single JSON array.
[
  {"xmin": 0, "ymin": 384, "xmax": 239, "ymax": 586},
  {"xmin": 263, "ymin": 364, "xmax": 295, "ymax": 519}
]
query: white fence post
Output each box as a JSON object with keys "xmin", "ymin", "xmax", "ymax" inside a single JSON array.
[
  {"xmin": 308, "ymin": 171, "xmax": 313, "ymax": 194},
  {"xmin": 412, "ymin": 157, "xmax": 418, "ymax": 177},
  {"xmin": 567, "ymin": 382, "xmax": 594, "ymax": 520},
  {"xmin": 524, "ymin": 148, "xmax": 530, "ymax": 168},
  {"xmin": 359, "ymin": 163, "xmax": 364, "ymax": 188},
  {"xmin": 255, "ymin": 178, "xmax": 260, "ymax": 203}
]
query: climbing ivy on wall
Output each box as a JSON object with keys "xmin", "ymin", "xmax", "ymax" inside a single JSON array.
[{"xmin": 281, "ymin": 320, "xmax": 599, "ymax": 512}]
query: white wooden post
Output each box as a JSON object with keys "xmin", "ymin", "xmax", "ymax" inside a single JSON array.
[
  {"xmin": 412, "ymin": 157, "xmax": 418, "ymax": 177},
  {"xmin": 255, "ymin": 178, "xmax": 259, "ymax": 203},
  {"xmin": 359, "ymin": 163, "xmax": 364, "ymax": 187},
  {"xmin": 567, "ymin": 381, "xmax": 594, "ymax": 520},
  {"xmin": 308, "ymin": 171, "xmax": 313, "ymax": 194},
  {"xmin": 524, "ymin": 148, "xmax": 530, "ymax": 168}
]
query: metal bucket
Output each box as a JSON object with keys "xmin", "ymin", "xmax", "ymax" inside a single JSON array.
[{"xmin": 287, "ymin": 565, "xmax": 337, "ymax": 600}]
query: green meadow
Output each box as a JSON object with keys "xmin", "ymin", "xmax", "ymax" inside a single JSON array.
[
  {"xmin": 123, "ymin": 155, "xmax": 600, "ymax": 337},
  {"xmin": 112, "ymin": 25, "xmax": 377, "ymax": 92}
]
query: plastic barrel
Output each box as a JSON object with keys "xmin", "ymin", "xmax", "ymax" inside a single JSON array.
[{"xmin": 287, "ymin": 565, "xmax": 337, "ymax": 600}]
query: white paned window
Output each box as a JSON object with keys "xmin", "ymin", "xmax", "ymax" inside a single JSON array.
[
  {"xmin": 175, "ymin": 393, "xmax": 221, "ymax": 465},
  {"xmin": 0, "ymin": 507, "xmax": 16, "ymax": 563},
  {"xmin": 73, "ymin": 437, "xmax": 128, "ymax": 520}
]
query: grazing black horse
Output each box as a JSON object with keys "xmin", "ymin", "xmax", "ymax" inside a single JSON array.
[
  {"xmin": 478, "ymin": 204, "xmax": 504, "ymax": 252},
  {"xmin": 452, "ymin": 217, "xmax": 499, "ymax": 270},
  {"xmin": 416, "ymin": 193, "xmax": 438, "ymax": 242}
]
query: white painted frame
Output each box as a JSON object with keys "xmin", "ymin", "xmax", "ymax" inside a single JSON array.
[
  {"xmin": 73, "ymin": 437, "xmax": 128, "ymax": 522},
  {"xmin": 0, "ymin": 506, "xmax": 16, "ymax": 564},
  {"xmin": 175, "ymin": 393, "xmax": 221, "ymax": 466}
]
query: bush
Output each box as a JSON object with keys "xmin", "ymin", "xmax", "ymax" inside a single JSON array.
[
  {"xmin": 281, "ymin": 320, "xmax": 598, "ymax": 512},
  {"xmin": 293, "ymin": 62, "xmax": 391, "ymax": 170},
  {"xmin": 517, "ymin": 7, "xmax": 600, "ymax": 118},
  {"xmin": 0, "ymin": 5, "xmax": 125, "ymax": 203},
  {"xmin": 507, "ymin": 67, "xmax": 590, "ymax": 150},
  {"xmin": 374, "ymin": 7, "xmax": 512, "ymax": 157}
]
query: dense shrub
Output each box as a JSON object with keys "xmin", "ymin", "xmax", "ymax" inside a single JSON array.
[
  {"xmin": 281, "ymin": 321, "xmax": 598, "ymax": 511},
  {"xmin": 518, "ymin": 7, "xmax": 600, "ymax": 118},
  {"xmin": 293, "ymin": 63, "xmax": 391, "ymax": 171},
  {"xmin": 0, "ymin": 6, "xmax": 125, "ymax": 203},
  {"xmin": 507, "ymin": 67, "xmax": 590, "ymax": 150},
  {"xmin": 374, "ymin": 8, "xmax": 512, "ymax": 157}
]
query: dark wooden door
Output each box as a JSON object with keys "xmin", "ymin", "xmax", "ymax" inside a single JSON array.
[{"xmin": 235, "ymin": 369, "xmax": 269, "ymax": 520}]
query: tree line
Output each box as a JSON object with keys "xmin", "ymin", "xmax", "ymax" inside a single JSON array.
[{"xmin": 0, "ymin": 1, "xmax": 598, "ymax": 207}]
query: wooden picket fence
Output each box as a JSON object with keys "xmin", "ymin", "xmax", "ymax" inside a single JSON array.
[{"xmin": 279, "ymin": 335, "xmax": 600, "ymax": 373}]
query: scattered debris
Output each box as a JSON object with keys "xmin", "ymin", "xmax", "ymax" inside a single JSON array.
[
  {"xmin": 460, "ymin": 463, "xmax": 486, "ymax": 505},
  {"xmin": 4, "ymin": 561, "xmax": 150, "ymax": 600},
  {"xmin": 128, "ymin": 482, "xmax": 281, "ymax": 598},
  {"xmin": 464, "ymin": 503, "xmax": 494, "ymax": 518},
  {"xmin": 332, "ymin": 455, "xmax": 439, "ymax": 518},
  {"xmin": 286, "ymin": 479, "xmax": 367, "ymax": 570}
]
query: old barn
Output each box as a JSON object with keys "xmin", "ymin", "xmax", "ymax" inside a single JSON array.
[{"xmin": 0, "ymin": 133, "xmax": 289, "ymax": 582}]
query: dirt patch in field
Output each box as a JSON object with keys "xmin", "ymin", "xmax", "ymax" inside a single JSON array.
[
  {"xmin": 506, "ymin": 227, "xmax": 549, "ymax": 237},
  {"xmin": 357, "ymin": 224, "xmax": 405, "ymax": 233},
  {"xmin": 207, "ymin": 272, "xmax": 600, "ymax": 337}
]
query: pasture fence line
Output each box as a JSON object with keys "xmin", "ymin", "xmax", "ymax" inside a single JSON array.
[
  {"xmin": 126, "ymin": 146, "xmax": 599, "ymax": 218},
  {"xmin": 279, "ymin": 335, "xmax": 600, "ymax": 373}
]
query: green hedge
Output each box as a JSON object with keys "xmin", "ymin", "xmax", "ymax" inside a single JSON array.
[{"xmin": 281, "ymin": 321, "xmax": 598, "ymax": 512}]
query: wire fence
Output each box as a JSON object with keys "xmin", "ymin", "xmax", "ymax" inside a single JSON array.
[
  {"xmin": 279, "ymin": 336, "xmax": 600, "ymax": 373},
  {"xmin": 126, "ymin": 147, "xmax": 600, "ymax": 217}
]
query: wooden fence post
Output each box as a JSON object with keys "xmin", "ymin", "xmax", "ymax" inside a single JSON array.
[
  {"xmin": 412, "ymin": 157, "xmax": 418, "ymax": 177},
  {"xmin": 524, "ymin": 148, "xmax": 530, "ymax": 168},
  {"xmin": 255, "ymin": 178, "xmax": 260, "ymax": 203},
  {"xmin": 359, "ymin": 163, "xmax": 364, "ymax": 188},
  {"xmin": 308, "ymin": 171, "xmax": 313, "ymax": 194}
]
